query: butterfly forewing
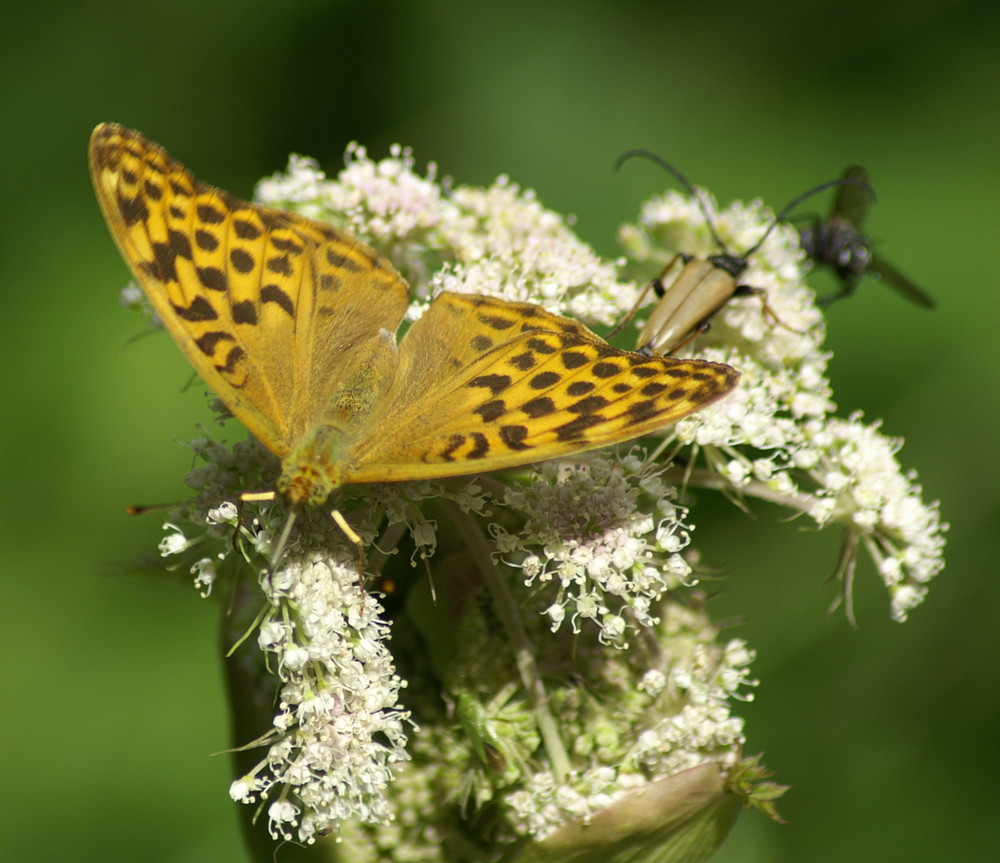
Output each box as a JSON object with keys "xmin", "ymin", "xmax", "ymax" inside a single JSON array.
[{"xmin": 89, "ymin": 123, "xmax": 409, "ymax": 456}]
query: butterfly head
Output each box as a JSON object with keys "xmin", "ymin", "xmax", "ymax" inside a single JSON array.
[
  {"xmin": 277, "ymin": 426, "xmax": 352, "ymax": 507},
  {"xmin": 278, "ymin": 462, "xmax": 341, "ymax": 507}
]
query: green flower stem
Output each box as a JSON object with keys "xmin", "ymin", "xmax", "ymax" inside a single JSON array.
[
  {"xmin": 446, "ymin": 502, "xmax": 572, "ymax": 783},
  {"xmin": 670, "ymin": 467, "xmax": 817, "ymax": 513}
]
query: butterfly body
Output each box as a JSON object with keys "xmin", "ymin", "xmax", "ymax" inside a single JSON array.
[
  {"xmin": 278, "ymin": 332, "xmax": 398, "ymax": 504},
  {"xmin": 91, "ymin": 124, "xmax": 740, "ymax": 515}
]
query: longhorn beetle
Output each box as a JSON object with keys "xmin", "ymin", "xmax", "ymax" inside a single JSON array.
[{"xmin": 615, "ymin": 150, "xmax": 867, "ymax": 356}]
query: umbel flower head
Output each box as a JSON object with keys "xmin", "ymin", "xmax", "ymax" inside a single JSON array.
[{"xmin": 134, "ymin": 143, "xmax": 945, "ymax": 859}]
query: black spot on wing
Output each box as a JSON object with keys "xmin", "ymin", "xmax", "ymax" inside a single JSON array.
[
  {"xmin": 468, "ymin": 433, "xmax": 489, "ymax": 459},
  {"xmin": 554, "ymin": 414, "xmax": 604, "ymax": 441},
  {"xmin": 627, "ymin": 399, "xmax": 660, "ymax": 423},
  {"xmin": 146, "ymin": 229, "xmax": 193, "ymax": 282},
  {"xmin": 197, "ymin": 266, "xmax": 227, "ymax": 291},
  {"xmin": 566, "ymin": 380, "xmax": 595, "ymax": 397},
  {"xmin": 500, "ymin": 425, "xmax": 531, "ymax": 450},
  {"xmin": 197, "ymin": 203, "xmax": 225, "ymax": 224},
  {"xmin": 508, "ymin": 351, "xmax": 536, "ymax": 371},
  {"xmin": 230, "ymin": 248, "xmax": 255, "ymax": 274},
  {"xmin": 326, "ymin": 247, "xmax": 363, "ymax": 271},
  {"xmin": 474, "ymin": 400, "xmax": 506, "ymax": 422},
  {"xmin": 194, "ymin": 331, "xmax": 234, "ymax": 356},
  {"xmin": 592, "ymin": 361, "xmax": 621, "ymax": 378},
  {"xmin": 441, "ymin": 434, "xmax": 464, "ymax": 461},
  {"xmin": 468, "ymin": 374, "xmax": 512, "ymax": 396},
  {"xmin": 261, "ymin": 284, "xmax": 294, "ymax": 317},
  {"xmin": 233, "ymin": 219, "xmax": 261, "ymax": 240},
  {"xmin": 526, "ymin": 337, "xmax": 557, "ymax": 354},
  {"xmin": 267, "ymin": 255, "xmax": 293, "ymax": 276},
  {"xmin": 568, "ymin": 395, "xmax": 609, "ymax": 414},
  {"xmin": 271, "ymin": 236, "xmax": 303, "ymax": 254},
  {"xmin": 560, "ymin": 351, "xmax": 588, "ymax": 369},
  {"xmin": 195, "ymin": 229, "xmax": 218, "ymax": 252},
  {"xmin": 173, "ymin": 295, "xmax": 218, "ymax": 322},
  {"xmin": 232, "ymin": 300, "xmax": 258, "ymax": 325},
  {"xmin": 520, "ymin": 397, "xmax": 555, "ymax": 418},
  {"xmin": 479, "ymin": 313, "xmax": 516, "ymax": 331},
  {"xmin": 529, "ymin": 371, "xmax": 560, "ymax": 389},
  {"xmin": 217, "ymin": 345, "xmax": 246, "ymax": 376},
  {"xmin": 118, "ymin": 195, "xmax": 149, "ymax": 226}
]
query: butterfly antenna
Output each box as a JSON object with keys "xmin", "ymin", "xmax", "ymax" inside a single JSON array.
[{"xmin": 615, "ymin": 149, "xmax": 729, "ymax": 251}]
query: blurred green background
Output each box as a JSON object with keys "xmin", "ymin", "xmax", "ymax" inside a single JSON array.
[{"xmin": 3, "ymin": 0, "xmax": 997, "ymax": 860}]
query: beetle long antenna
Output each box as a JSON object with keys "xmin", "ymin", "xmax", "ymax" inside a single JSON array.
[
  {"xmin": 615, "ymin": 149, "xmax": 728, "ymax": 251},
  {"xmin": 617, "ymin": 149, "xmax": 876, "ymax": 263}
]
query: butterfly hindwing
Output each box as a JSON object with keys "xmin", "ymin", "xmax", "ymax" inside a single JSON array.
[{"xmin": 348, "ymin": 292, "xmax": 739, "ymax": 481}]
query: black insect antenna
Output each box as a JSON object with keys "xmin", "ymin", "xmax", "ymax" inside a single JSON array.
[
  {"xmin": 778, "ymin": 175, "xmax": 876, "ymax": 224},
  {"xmin": 614, "ymin": 149, "xmax": 728, "ymax": 251},
  {"xmin": 741, "ymin": 175, "xmax": 876, "ymax": 259}
]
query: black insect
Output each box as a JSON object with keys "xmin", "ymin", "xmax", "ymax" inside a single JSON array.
[{"xmin": 799, "ymin": 165, "xmax": 935, "ymax": 309}]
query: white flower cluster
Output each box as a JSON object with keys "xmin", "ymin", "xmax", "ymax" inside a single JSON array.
[
  {"xmin": 230, "ymin": 551, "xmax": 411, "ymax": 844},
  {"xmin": 504, "ymin": 600, "xmax": 756, "ymax": 840},
  {"xmin": 801, "ymin": 414, "xmax": 946, "ymax": 621},
  {"xmin": 620, "ymin": 187, "xmax": 947, "ymax": 620},
  {"xmin": 157, "ymin": 468, "xmax": 411, "ymax": 843},
  {"xmin": 136, "ymin": 144, "xmax": 946, "ymax": 854},
  {"xmin": 492, "ymin": 449, "xmax": 696, "ymax": 645},
  {"xmin": 256, "ymin": 143, "xmax": 637, "ymax": 326}
]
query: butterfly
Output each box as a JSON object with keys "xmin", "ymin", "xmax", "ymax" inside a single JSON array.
[
  {"xmin": 616, "ymin": 150, "xmax": 859, "ymax": 355},
  {"xmin": 90, "ymin": 124, "xmax": 740, "ymax": 552},
  {"xmin": 798, "ymin": 165, "xmax": 935, "ymax": 309}
]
